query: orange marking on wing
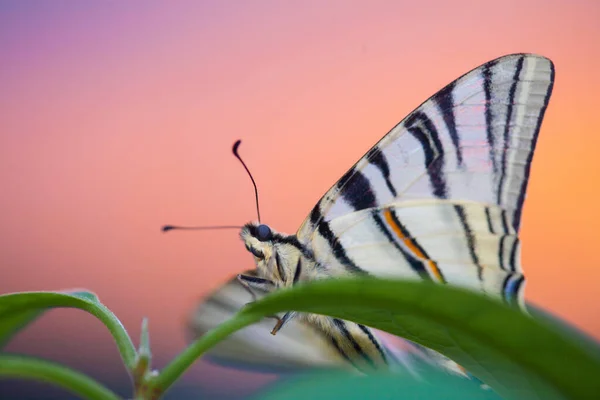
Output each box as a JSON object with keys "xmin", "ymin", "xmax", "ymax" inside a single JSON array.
[
  {"xmin": 426, "ymin": 260, "xmax": 444, "ymax": 282},
  {"xmin": 383, "ymin": 209, "xmax": 444, "ymax": 283}
]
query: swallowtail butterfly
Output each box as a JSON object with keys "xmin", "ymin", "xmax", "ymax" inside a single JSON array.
[{"xmin": 175, "ymin": 53, "xmax": 554, "ymax": 376}]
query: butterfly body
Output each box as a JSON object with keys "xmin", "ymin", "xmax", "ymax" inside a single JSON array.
[
  {"xmin": 240, "ymin": 222, "xmax": 395, "ymax": 373},
  {"xmin": 187, "ymin": 53, "xmax": 555, "ymax": 377},
  {"xmin": 240, "ymin": 223, "xmax": 314, "ymax": 290}
]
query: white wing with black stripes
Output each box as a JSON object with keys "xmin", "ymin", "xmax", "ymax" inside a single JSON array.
[
  {"xmin": 313, "ymin": 199, "xmax": 525, "ymax": 306},
  {"xmin": 297, "ymin": 53, "xmax": 554, "ymax": 305}
]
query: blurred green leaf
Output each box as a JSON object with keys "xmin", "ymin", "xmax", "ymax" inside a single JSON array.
[
  {"xmin": 253, "ymin": 362, "xmax": 502, "ymax": 400},
  {"xmin": 0, "ymin": 290, "xmax": 136, "ymax": 369},
  {"xmin": 527, "ymin": 304, "xmax": 600, "ymax": 362},
  {"xmin": 153, "ymin": 278, "xmax": 600, "ymax": 399},
  {"xmin": 0, "ymin": 354, "xmax": 120, "ymax": 400},
  {"xmin": 234, "ymin": 278, "xmax": 600, "ymax": 400},
  {"xmin": 0, "ymin": 290, "xmax": 97, "ymax": 349},
  {"xmin": 0, "ymin": 308, "xmax": 45, "ymax": 349}
]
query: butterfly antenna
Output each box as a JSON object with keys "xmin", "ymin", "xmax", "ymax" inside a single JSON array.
[
  {"xmin": 161, "ymin": 225, "xmax": 242, "ymax": 233},
  {"xmin": 232, "ymin": 139, "xmax": 261, "ymax": 223}
]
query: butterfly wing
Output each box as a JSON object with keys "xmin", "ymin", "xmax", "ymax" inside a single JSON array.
[
  {"xmin": 311, "ymin": 200, "xmax": 525, "ymax": 305},
  {"xmin": 297, "ymin": 53, "xmax": 554, "ymax": 304},
  {"xmin": 298, "ymin": 54, "xmax": 553, "ymax": 237}
]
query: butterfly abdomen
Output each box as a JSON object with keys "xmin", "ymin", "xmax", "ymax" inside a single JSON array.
[{"xmin": 303, "ymin": 313, "xmax": 391, "ymax": 373}]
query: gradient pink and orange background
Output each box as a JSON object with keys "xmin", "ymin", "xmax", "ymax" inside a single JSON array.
[{"xmin": 1, "ymin": 1, "xmax": 599, "ymax": 398}]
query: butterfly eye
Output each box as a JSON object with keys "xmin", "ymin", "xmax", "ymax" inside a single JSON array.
[{"xmin": 256, "ymin": 224, "xmax": 272, "ymax": 241}]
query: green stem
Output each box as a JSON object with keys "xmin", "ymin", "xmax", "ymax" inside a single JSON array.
[
  {"xmin": 81, "ymin": 301, "xmax": 137, "ymax": 369},
  {"xmin": 0, "ymin": 354, "xmax": 121, "ymax": 400},
  {"xmin": 151, "ymin": 312, "xmax": 260, "ymax": 397}
]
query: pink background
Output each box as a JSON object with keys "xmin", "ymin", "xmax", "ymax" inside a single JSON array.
[{"xmin": 1, "ymin": 1, "xmax": 599, "ymax": 397}]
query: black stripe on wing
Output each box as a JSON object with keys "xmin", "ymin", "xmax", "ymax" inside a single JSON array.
[
  {"xmin": 309, "ymin": 206, "xmax": 366, "ymax": 274},
  {"xmin": 502, "ymin": 273, "xmax": 525, "ymax": 306},
  {"xmin": 453, "ymin": 204, "xmax": 484, "ymax": 281},
  {"xmin": 371, "ymin": 210, "xmax": 432, "ymax": 281},
  {"xmin": 512, "ymin": 60, "xmax": 555, "ymax": 232},
  {"xmin": 436, "ymin": 80, "xmax": 463, "ymax": 166},
  {"xmin": 483, "ymin": 59, "xmax": 499, "ymax": 175},
  {"xmin": 338, "ymin": 167, "xmax": 377, "ymax": 211},
  {"xmin": 497, "ymin": 56, "xmax": 525, "ymax": 208},
  {"xmin": 405, "ymin": 111, "xmax": 448, "ymax": 199},
  {"xmin": 485, "ymin": 207, "xmax": 496, "ymax": 234},
  {"xmin": 367, "ymin": 147, "xmax": 398, "ymax": 197}
]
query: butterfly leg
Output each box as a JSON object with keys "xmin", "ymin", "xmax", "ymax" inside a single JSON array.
[
  {"xmin": 237, "ymin": 274, "xmax": 274, "ymax": 302},
  {"xmin": 270, "ymin": 311, "xmax": 298, "ymax": 335},
  {"xmin": 237, "ymin": 274, "xmax": 281, "ymax": 323}
]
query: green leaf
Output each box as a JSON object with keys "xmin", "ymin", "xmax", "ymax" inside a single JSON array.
[
  {"xmin": 236, "ymin": 279, "xmax": 600, "ymax": 400},
  {"xmin": 0, "ymin": 354, "xmax": 120, "ymax": 400},
  {"xmin": 0, "ymin": 290, "xmax": 96, "ymax": 349},
  {"xmin": 0, "ymin": 290, "xmax": 136, "ymax": 370},
  {"xmin": 527, "ymin": 304, "xmax": 600, "ymax": 362},
  {"xmin": 155, "ymin": 278, "xmax": 600, "ymax": 400},
  {"xmin": 0, "ymin": 307, "xmax": 45, "ymax": 349},
  {"xmin": 253, "ymin": 363, "xmax": 502, "ymax": 400}
]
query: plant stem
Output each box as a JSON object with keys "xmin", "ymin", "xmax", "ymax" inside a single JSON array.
[
  {"xmin": 0, "ymin": 354, "xmax": 121, "ymax": 400},
  {"xmin": 151, "ymin": 312, "xmax": 260, "ymax": 397},
  {"xmin": 83, "ymin": 301, "xmax": 137, "ymax": 370}
]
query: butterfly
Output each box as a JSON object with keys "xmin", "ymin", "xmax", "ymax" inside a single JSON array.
[{"xmin": 176, "ymin": 53, "xmax": 555, "ymax": 377}]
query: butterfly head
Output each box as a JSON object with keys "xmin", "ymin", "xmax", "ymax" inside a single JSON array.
[
  {"xmin": 240, "ymin": 222, "xmax": 302, "ymax": 288},
  {"xmin": 241, "ymin": 222, "xmax": 273, "ymax": 256}
]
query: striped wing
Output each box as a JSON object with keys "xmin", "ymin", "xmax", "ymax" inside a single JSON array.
[
  {"xmin": 310, "ymin": 200, "xmax": 525, "ymax": 305},
  {"xmin": 298, "ymin": 54, "xmax": 554, "ymax": 240},
  {"xmin": 187, "ymin": 270, "xmax": 357, "ymax": 372},
  {"xmin": 296, "ymin": 54, "xmax": 554, "ymax": 303}
]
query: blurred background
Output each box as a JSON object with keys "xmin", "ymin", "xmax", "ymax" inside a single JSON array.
[{"xmin": 1, "ymin": 1, "xmax": 599, "ymax": 398}]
